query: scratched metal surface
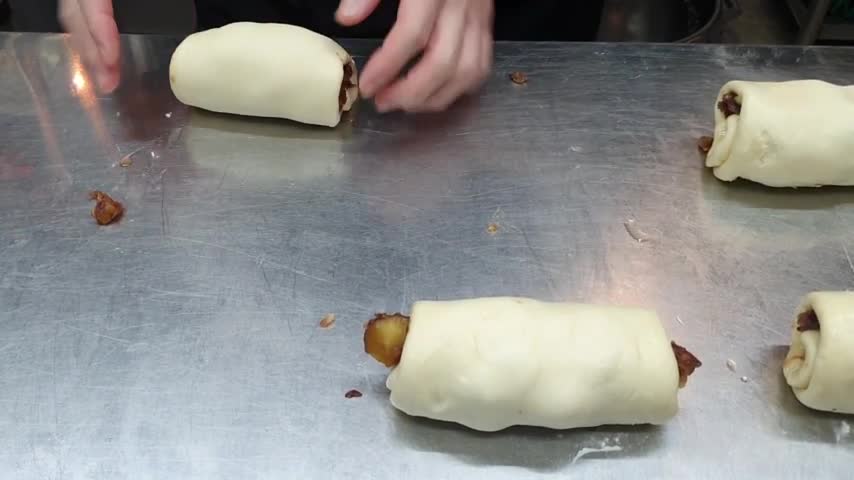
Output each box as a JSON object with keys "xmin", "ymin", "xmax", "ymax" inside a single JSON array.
[{"xmin": 1, "ymin": 32, "xmax": 854, "ymax": 479}]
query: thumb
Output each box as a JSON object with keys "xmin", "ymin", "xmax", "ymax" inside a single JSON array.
[{"xmin": 335, "ymin": 0, "xmax": 382, "ymax": 26}]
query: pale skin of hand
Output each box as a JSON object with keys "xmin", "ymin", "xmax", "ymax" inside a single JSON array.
[
  {"xmin": 58, "ymin": 0, "xmax": 121, "ymax": 93},
  {"xmin": 58, "ymin": 0, "xmax": 494, "ymax": 112},
  {"xmin": 336, "ymin": 0, "xmax": 494, "ymax": 112}
]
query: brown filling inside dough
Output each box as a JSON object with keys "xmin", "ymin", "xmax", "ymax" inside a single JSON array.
[
  {"xmin": 364, "ymin": 313, "xmax": 410, "ymax": 367},
  {"xmin": 671, "ymin": 341, "xmax": 701, "ymax": 388},
  {"xmin": 796, "ymin": 309, "xmax": 820, "ymax": 332},
  {"xmin": 339, "ymin": 63, "xmax": 355, "ymax": 111},
  {"xmin": 697, "ymin": 135, "xmax": 714, "ymax": 154},
  {"xmin": 717, "ymin": 92, "xmax": 741, "ymax": 117}
]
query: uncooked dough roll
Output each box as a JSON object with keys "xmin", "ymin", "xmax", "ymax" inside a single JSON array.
[
  {"xmin": 783, "ymin": 291, "xmax": 854, "ymax": 414},
  {"xmin": 366, "ymin": 297, "xmax": 699, "ymax": 432},
  {"xmin": 169, "ymin": 22, "xmax": 358, "ymax": 127},
  {"xmin": 705, "ymin": 80, "xmax": 854, "ymax": 187}
]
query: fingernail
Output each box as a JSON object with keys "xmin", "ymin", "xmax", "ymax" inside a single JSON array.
[
  {"xmin": 98, "ymin": 70, "xmax": 118, "ymax": 94},
  {"xmin": 338, "ymin": 0, "xmax": 367, "ymax": 18}
]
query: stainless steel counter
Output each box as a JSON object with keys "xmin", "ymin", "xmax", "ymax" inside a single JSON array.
[{"xmin": 1, "ymin": 32, "xmax": 853, "ymax": 479}]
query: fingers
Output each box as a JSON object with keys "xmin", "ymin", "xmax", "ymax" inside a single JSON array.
[
  {"xmin": 78, "ymin": 0, "xmax": 120, "ymax": 68},
  {"xmin": 420, "ymin": 21, "xmax": 490, "ymax": 112},
  {"xmin": 59, "ymin": 0, "xmax": 99, "ymax": 68},
  {"xmin": 373, "ymin": 0, "xmax": 467, "ymax": 112},
  {"xmin": 59, "ymin": 0, "xmax": 120, "ymax": 92},
  {"xmin": 335, "ymin": 0, "xmax": 382, "ymax": 26},
  {"xmin": 359, "ymin": 0, "xmax": 443, "ymax": 98}
]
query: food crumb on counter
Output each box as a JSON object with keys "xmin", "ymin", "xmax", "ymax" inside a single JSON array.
[
  {"xmin": 509, "ymin": 71, "xmax": 528, "ymax": 85},
  {"xmin": 89, "ymin": 191, "xmax": 124, "ymax": 225},
  {"xmin": 119, "ymin": 155, "xmax": 133, "ymax": 168},
  {"xmin": 164, "ymin": 112, "xmax": 172, "ymax": 119},
  {"xmin": 740, "ymin": 376, "xmax": 749, "ymax": 383},
  {"xmin": 345, "ymin": 389, "xmax": 363, "ymax": 399},
  {"xmin": 623, "ymin": 219, "xmax": 651, "ymax": 243},
  {"xmin": 487, "ymin": 223, "xmax": 499, "ymax": 235},
  {"xmin": 320, "ymin": 313, "xmax": 336, "ymax": 329},
  {"xmin": 726, "ymin": 359, "xmax": 737, "ymax": 372}
]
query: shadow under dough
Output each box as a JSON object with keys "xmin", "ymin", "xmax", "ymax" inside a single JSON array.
[
  {"xmin": 700, "ymin": 161, "xmax": 854, "ymax": 211},
  {"xmin": 756, "ymin": 345, "xmax": 854, "ymax": 445},
  {"xmin": 390, "ymin": 408, "xmax": 665, "ymax": 472}
]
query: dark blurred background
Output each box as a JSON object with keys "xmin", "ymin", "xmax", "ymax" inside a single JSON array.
[{"xmin": 0, "ymin": 0, "xmax": 852, "ymax": 45}]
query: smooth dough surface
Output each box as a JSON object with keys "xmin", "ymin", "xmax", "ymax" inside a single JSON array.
[
  {"xmin": 170, "ymin": 22, "xmax": 358, "ymax": 127},
  {"xmin": 705, "ymin": 80, "xmax": 854, "ymax": 187},
  {"xmin": 386, "ymin": 297, "xmax": 680, "ymax": 432},
  {"xmin": 783, "ymin": 291, "xmax": 854, "ymax": 414}
]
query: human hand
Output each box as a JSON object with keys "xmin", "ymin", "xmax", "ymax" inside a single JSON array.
[
  {"xmin": 336, "ymin": 0, "xmax": 494, "ymax": 113},
  {"xmin": 58, "ymin": 0, "xmax": 121, "ymax": 93}
]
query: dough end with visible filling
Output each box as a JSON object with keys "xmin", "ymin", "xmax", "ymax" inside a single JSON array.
[
  {"xmin": 783, "ymin": 291, "xmax": 854, "ymax": 414},
  {"xmin": 170, "ymin": 22, "xmax": 359, "ymax": 127}
]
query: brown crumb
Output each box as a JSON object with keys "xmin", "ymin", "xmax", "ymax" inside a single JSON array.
[
  {"xmin": 487, "ymin": 223, "xmax": 499, "ymax": 235},
  {"xmin": 671, "ymin": 341, "xmax": 702, "ymax": 388},
  {"xmin": 89, "ymin": 191, "xmax": 124, "ymax": 225},
  {"xmin": 509, "ymin": 71, "xmax": 528, "ymax": 85},
  {"xmin": 345, "ymin": 389, "xmax": 363, "ymax": 399},
  {"xmin": 698, "ymin": 136, "xmax": 714, "ymax": 154},
  {"xmin": 320, "ymin": 313, "xmax": 336, "ymax": 329},
  {"xmin": 717, "ymin": 92, "xmax": 741, "ymax": 117},
  {"xmin": 119, "ymin": 155, "xmax": 133, "ymax": 168},
  {"xmin": 796, "ymin": 309, "xmax": 820, "ymax": 332}
]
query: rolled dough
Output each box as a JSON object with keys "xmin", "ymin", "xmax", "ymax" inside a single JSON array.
[
  {"xmin": 169, "ymin": 22, "xmax": 358, "ymax": 127},
  {"xmin": 386, "ymin": 297, "xmax": 681, "ymax": 432},
  {"xmin": 705, "ymin": 80, "xmax": 854, "ymax": 187},
  {"xmin": 783, "ymin": 291, "xmax": 854, "ymax": 414}
]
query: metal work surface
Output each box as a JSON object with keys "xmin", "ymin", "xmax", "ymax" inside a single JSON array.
[{"xmin": 2, "ymin": 33, "xmax": 853, "ymax": 479}]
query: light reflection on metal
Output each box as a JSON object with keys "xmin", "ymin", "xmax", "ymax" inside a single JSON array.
[
  {"xmin": 72, "ymin": 69, "xmax": 87, "ymax": 92},
  {"xmin": 69, "ymin": 53, "xmax": 115, "ymax": 161}
]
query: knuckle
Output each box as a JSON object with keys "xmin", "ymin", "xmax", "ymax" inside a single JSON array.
[
  {"xmin": 399, "ymin": 95, "xmax": 424, "ymax": 111},
  {"xmin": 458, "ymin": 63, "xmax": 481, "ymax": 83},
  {"xmin": 58, "ymin": 11, "xmax": 72, "ymax": 28},
  {"xmin": 410, "ymin": 27, "xmax": 431, "ymax": 50},
  {"xmin": 57, "ymin": 1, "xmax": 76, "ymax": 24},
  {"xmin": 432, "ymin": 54, "xmax": 456, "ymax": 78},
  {"xmin": 427, "ymin": 98, "xmax": 451, "ymax": 112}
]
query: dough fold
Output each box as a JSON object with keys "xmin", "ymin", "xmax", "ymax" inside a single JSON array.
[
  {"xmin": 783, "ymin": 291, "xmax": 854, "ymax": 414},
  {"xmin": 386, "ymin": 297, "xmax": 680, "ymax": 432},
  {"xmin": 170, "ymin": 22, "xmax": 358, "ymax": 127},
  {"xmin": 705, "ymin": 80, "xmax": 854, "ymax": 187}
]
